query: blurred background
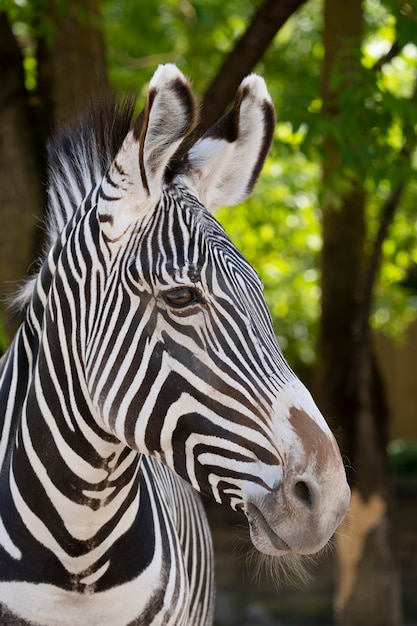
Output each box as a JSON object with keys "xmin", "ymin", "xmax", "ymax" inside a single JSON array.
[{"xmin": 1, "ymin": 0, "xmax": 416, "ymax": 624}]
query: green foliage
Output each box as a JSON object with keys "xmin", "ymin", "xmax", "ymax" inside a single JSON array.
[
  {"xmin": 282, "ymin": 0, "xmax": 417, "ymax": 343},
  {"xmin": 220, "ymin": 0, "xmax": 417, "ymax": 359},
  {"xmin": 102, "ymin": 0, "xmax": 258, "ymax": 95}
]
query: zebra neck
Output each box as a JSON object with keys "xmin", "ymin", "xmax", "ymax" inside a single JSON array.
[
  {"xmin": 18, "ymin": 355, "xmax": 141, "ymax": 534},
  {"xmin": 0, "ymin": 324, "xmax": 143, "ymax": 576},
  {"xmin": 6, "ymin": 401, "xmax": 142, "ymax": 582}
]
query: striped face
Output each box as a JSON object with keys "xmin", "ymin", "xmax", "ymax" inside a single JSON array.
[
  {"xmin": 89, "ymin": 186, "xmax": 290, "ymax": 503},
  {"xmin": 87, "ymin": 64, "xmax": 349, "ymax": 557}
]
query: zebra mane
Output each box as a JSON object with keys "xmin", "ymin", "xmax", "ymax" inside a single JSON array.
[
  {"xmin": 14, "ymin": 95, "xmax": 137, "ymax": 311},
  {"xmin": 46, "ymin": 94, "xmax": 137, "ymax": 247}
]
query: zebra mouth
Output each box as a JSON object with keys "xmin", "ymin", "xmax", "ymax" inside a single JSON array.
[{"xmin": 245, "ymin": 502, "xmax": 291, "ymax": 555}]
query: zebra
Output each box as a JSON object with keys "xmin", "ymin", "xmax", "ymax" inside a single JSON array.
[{"xmin": 0, "ymin": 64, "xmax": 350, "ymax": 625}]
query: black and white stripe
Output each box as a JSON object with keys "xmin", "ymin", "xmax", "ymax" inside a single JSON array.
[{"xmin": 0, "ymin": 64, "xmax": 350, "ymax": 625}]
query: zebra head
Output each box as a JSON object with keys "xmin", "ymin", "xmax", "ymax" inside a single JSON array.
[{"xmin": 86, "ymin": 64, "xmax": 349, "ymax": 558}]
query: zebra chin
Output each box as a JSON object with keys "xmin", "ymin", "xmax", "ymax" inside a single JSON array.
[{"xmin": 246, "ymin": 505, "xmax": 293, "ymax": 556}]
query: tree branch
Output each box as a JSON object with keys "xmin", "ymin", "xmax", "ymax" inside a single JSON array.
[
  {"xmin": 199, "ymin": 0, "xmax": 308, "ymax": 134},
  {"xmin": 372, "ymin": 39, "xmax": 402, "ymax": 72},
  {"xmin": 355, "ymin": 45, "xmax": 414, "ymax": 337},
  {"xmin": 356, "ymin": 100, "xmax": 417, "ymax": 338},
  {"xmin": 356, "ymin": 183, "xmax": 405, "ymax": 341}
]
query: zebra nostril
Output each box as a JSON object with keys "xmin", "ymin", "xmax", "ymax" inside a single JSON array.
[{"xmin": 293, "ymin": 480, "xmax": 314, "ymax": 509}]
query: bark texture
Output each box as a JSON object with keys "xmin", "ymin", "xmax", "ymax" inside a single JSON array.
[
  {"xmin": 38, "ymin": 0, "xmax": 108, "ymax": 127},
  {"xmin": 0, "ymin": 1, "xmax": 108, "ymax": 344}
]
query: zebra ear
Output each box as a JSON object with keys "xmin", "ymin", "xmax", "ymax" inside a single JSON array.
[
  {"xmin": 178, "ymin": 75, "xmax": 276, "ymax": 213},
  {"xmin": 98, "ymin": 64, "xmax": 197, "ymax": 238}
]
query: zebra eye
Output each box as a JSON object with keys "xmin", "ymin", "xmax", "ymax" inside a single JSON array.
[{"xmin": 163, "ymin": 287, "xmax": 198, "ymax": 308}]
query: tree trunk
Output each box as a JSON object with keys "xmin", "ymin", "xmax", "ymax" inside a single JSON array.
[
  {"xmin": 37, "ymin": 0, "xmax": 108, "ymax": 127},
  {"xmin": 318, "ymin": 1, "xmax": 402, "ymax": 624},
  {"xmin": 0, "ymin": 13, "xmax": 45, "ymax": 340},
  {"xmin": 0, "ymin": 1, "xmax": 108, "ymax": 345}
]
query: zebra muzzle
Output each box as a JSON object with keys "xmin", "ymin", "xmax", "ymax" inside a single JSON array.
[{"xmin": 243, "ymin": 470, "xmax": 350, "ymax": 557}]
